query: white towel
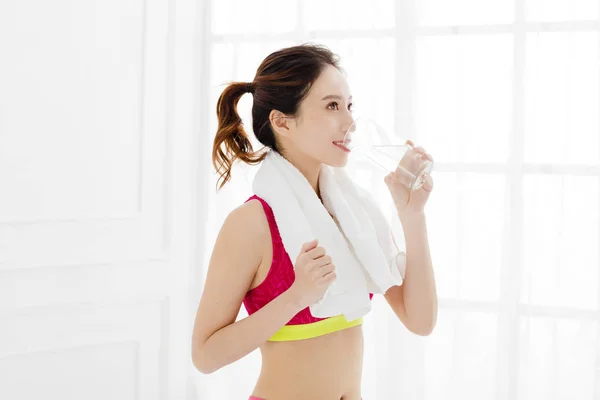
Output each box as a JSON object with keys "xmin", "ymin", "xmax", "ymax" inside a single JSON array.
[{"xmin": 252, "ymin": 149, "xmax": 406, "ymax": 321}]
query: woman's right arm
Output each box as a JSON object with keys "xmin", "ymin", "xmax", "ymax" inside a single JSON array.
[{"xmin": 191, "ymin": 200, "xmax": 303, "ymax": 374}]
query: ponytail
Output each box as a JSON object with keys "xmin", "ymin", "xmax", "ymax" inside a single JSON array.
[{"xmin": 212, "ymin": 82, "xmax": 266, "ymax": 191}]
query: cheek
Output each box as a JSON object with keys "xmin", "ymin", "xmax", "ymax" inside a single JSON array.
[
  {"xmin": 300, "ymin": 117, "xmax": 333, "ymax": 139},
  {"xmin": 294, "ymin": 113, "xmax": 340, "ymax": 151},
  {"xmin": 311, "ymin": 115, "xmax": 338, "ymax": 136}
]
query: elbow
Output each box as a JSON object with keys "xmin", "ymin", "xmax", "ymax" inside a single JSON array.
[
  {"xmin": 411, "ymin": 323, "xmax": 435, "ymax": 336},
  {"xmin": 192, "ymin": 358, "xmax": 211, "ymax": 375},
  {"xmin": 417, "ymin": 318, "xmax": 437, "ymax": 336},
  {"xmin": 413, "ymin": 315, "xmax": 437, "ymax": 336},
  {"xmin": 411, "ymin": 302, "xmax": 438, "ymax": 337},
  {"xmin": 192, "ymin": 354, "xmax": 218, "ymax": 375},
  {"xmin": 192, "ymin": 345, "xmax": 219, "ymax": 375},
  {"xmin": 195, "ymin": 364, "xmax": 217, "ymax": 375}
]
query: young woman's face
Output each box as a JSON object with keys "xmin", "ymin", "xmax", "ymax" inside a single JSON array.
[{"xmin": 283, "ymin": 64, "xmax": 355, "ymax": 168}]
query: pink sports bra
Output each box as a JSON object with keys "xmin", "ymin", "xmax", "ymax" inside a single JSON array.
[{"xmin": 242, "ymin": 194, "xmax": 373, "ymax": 341}]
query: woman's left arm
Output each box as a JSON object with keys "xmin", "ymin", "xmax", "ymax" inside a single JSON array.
[
  {"xmin": 383, "ymin": 140, "xmax": 438, "ymax": 336},
  {"xmin": 384, "ymin": 212, "xmax": 438, "ymax": 336}
]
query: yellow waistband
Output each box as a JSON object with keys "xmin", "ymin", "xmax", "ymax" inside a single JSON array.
[{"xmin": 268, "ymin": 314, "xmax": 363, "ymax": 342}]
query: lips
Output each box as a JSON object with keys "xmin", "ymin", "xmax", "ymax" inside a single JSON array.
[
  {"xmin": 333, "ymin": 139, "xmax": 351, "ymax": 146},
  {"xmin": 333, "ymin": 141, "xmax": 351, "ymax": 152}
]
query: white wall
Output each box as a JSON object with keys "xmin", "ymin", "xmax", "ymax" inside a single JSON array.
[{"xmin": 0, "ymin": 0, "xmax": 201, "ymax": 398}]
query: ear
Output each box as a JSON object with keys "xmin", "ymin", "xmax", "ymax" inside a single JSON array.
[{"xmin": 269, "ymin": 109, "xmax": 293, "ymax": 138}]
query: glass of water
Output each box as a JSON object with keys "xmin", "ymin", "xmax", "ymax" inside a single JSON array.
[{"xmin": 337, "ymin": 117, "xmax": 434, "ymax": 191}]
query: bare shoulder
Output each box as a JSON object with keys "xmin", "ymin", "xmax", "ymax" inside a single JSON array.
[
  {"xmin": 228, "ymin": 198, "xmax": 270, "ymax": 243},
  {"xmin": 209, "ymin": 197, "xmax": 271, "ymax": 281}
]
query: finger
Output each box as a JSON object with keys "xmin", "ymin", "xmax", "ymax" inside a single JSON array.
[
  {"xmin": 419, "ymin": 152, "xmax": 430, "ymax": 162},
  {"xmin": 305, "ymin": 246, "xmax": 327, "ymax": 260},
  {"xmin": 413, "ymin": 147, "xmax": 433, "ymax": 163},
  {"xmin": 321, "ymin": 271, "xmax": 337, "ymax": 283},
  {"xmin": 404, "ymin": 148, "xmax": 424, "ymax": 171},
  {"xmin": 301, "ymin": 239, "xmax": 319, "ymax": 253},
  {"xmin": 421, "ymin": 173, "xmax": 434, "ymax": 192},
  {"xmin": 384, "ymin": 172, "xmax": 395, "ymax": 185},
  {"xmin": 319, "ymin": 263, "xmax": 336, "ymax": 276},
  {"xmin": 413, "ymin": 147, "xmax": 428, "ymax": 158},
  {"xmin": 311, "ymin": 255, "xmax": 332, "ymax": 268},
  {"xmin": 405, "ymin": 139, "xmax": 415, "ymax": 148},
  {"xmin": 419, "ymin": 148, "xmax": 433, "ymax": 162}
]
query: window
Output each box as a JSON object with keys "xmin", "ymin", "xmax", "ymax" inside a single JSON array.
[{"xmin": 197, "ymin": 1, "xmax": 600, "ymax": 398}]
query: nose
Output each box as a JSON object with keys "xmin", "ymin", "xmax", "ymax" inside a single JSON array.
[{"xmin": 344, "ymin": 115, "xmax": 356, "ymax": 134}]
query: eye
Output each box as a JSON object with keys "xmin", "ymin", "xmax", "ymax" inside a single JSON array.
[{"xmin": 327, "ymin": 101, "xmax": 354, "ymax": 112}]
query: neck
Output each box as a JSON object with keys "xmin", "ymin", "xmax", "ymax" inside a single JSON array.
[
  {"xmin": 298, "ymin": 162, "xmax": 322, "ymax": 201},
  {"xmin": 281, "ymin": 151, "xmax": 322, "ymax": 201}
]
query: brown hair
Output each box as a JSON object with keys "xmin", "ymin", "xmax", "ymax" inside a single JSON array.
[{"xmin": 212, "ymin": 43, "xmax": 342, "ymax": 190}]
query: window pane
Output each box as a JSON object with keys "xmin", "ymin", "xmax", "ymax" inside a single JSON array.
[
  {"xmin": 416, "ymin": 0, "xmax": 514, "ymax": 26},
  {"xmin": 416, "ymin": 34, "xmax": 513, "ymax": 164},
  {"xmin": 460, "ymin": 174, "xmax": 505, "ymax": 301},
  {"xmin": 424, "ymin": 311, "xmax": 455, "ymax": 398},
  {"xmin": 522, "ymin": 175, "xmax": 599, "ymax": 310},
  {"xmin": 518, "ymin": 318, "xmax": 597, "ymax": 399},
  {"xmin": 425, "ymin": 310, "xmax": 498, "ymax": 399},
  {"xmin": 303, "ymin": 0, "xmax": 394, "ymax": 31},
  {"xmin": 211, "ymin": 0, "xmax": 298, "ymax": 35},
  {"xmin": 524, "ymin": 32, "xmax": 599, "ymax": 165},
  {"xmin": 555, "ymin": 320, "xmax": 597, "ymax": 399},
  {"xmin": 427, "ymin": 172, "xmax": 459, "ymax": 299},
  {"xmin": 233, "ymin": 41, "xmax": 296, "ymax": 82},
  {"xmin": 208, "ymin": 43, "xmax": 236, "ymax": 156},
  {"xmin": 525, "ymin": 0, "xmax": 598, "ymax": 22}
]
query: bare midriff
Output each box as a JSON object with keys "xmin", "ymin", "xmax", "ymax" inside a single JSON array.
[{"xmin": 251, "ymin": 325, "xmax": 364, "ymax": 400}]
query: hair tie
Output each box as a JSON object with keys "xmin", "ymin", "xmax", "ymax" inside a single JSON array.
[{"xmin": 246, "ymin": 82, "xmax": 252, "ymax": 93}]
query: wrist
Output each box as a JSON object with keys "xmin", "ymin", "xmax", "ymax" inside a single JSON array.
[
  {"xmin": 282, "ymin": 286, "xmax": 306, "ymax": 313},
  {"xmin": 398, "ymin": 211, "xmax": 426, "ymax": 223}
]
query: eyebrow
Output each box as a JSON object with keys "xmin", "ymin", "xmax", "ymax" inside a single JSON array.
[{"xmin": 320, "ymin": 95, "xmax": 353, "ymax": 101}]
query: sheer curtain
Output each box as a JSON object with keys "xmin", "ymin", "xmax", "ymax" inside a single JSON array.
[{"xmin": 192, "ymin": 0, "xmax": 600, "ymax": 398}]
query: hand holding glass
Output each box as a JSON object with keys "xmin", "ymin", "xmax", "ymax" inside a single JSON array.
[{"xmin": 338, "ymin": 117, "xmax": 434, "ymax": 191}]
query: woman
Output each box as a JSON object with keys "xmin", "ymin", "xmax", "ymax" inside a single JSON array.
[{"xmin": 191, "ymin": 43, "xmax": 438, "ymax": 400}]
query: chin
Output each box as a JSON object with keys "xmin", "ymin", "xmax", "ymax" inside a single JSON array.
[{"xmin": 324, "ymin": 155, "xmax": 349, "ymax": 169}]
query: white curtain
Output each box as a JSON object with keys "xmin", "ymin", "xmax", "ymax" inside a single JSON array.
[{"xmin": 192, "ymin": 0, "xmax": 600, "ymax": 398}]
